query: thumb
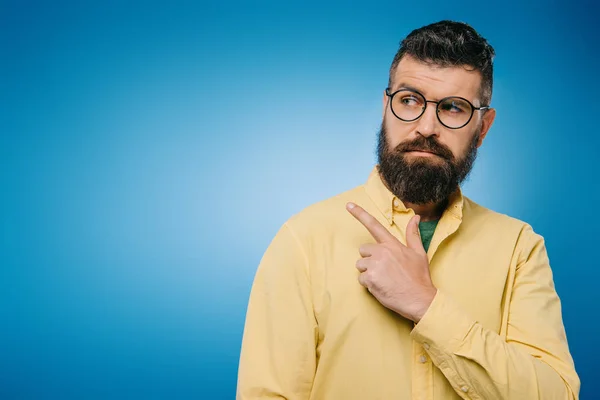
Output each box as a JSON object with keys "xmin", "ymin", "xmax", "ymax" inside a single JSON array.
[{"xmin": 406, "ymin": 214, "xmax": 426, "ymax": 253}]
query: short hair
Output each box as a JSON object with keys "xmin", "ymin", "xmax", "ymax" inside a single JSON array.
[{"xmin": 388, "ymin": 20, "xmax": 495, "ymax": 106}]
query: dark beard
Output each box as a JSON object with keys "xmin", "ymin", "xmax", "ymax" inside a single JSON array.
[{"xmin": 376, "ymin": 122, "xmax": 480, "ymax": 205}]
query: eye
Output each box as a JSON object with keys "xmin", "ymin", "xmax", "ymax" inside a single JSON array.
[
  {"xmin": 400, "ymin": 95, "xmax": 421, "ymax": 106},
  {"xmin": 440, "ymin": 99, "xmax": 469, "ymax": 113}
]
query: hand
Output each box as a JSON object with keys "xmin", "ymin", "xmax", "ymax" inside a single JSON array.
[{"xmin": 346, "ymin": 202, "xmax": 437, "ymax": 323}]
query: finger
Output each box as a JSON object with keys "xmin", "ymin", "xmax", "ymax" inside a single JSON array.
[
  {"xmin": 346, "ymin": 202, "xmax": 396, "ymax": 244},
  {"xmin": 358, "ymin": 243, "xmax": 378, "ymax": 257},
  {"xmin": 405, "ymin": 214, "xmax": 426, "ymax": 254},
  {"xmin": 357, "ymin": 271, "xmax": 369, "ymax": 289},
  {"xmin": 355, "ymin": 258, "xmax": 369, "ymax": 272}
]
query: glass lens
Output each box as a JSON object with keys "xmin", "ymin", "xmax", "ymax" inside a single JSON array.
[
  {"xmin": 437, "ymin": 97, "xmax": 473, "ymax": 128},
  {"xmin": 391, "ymin": 90, "xmax": 425, "ymax": 121}
]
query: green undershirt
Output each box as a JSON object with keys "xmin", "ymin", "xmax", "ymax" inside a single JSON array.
[{"xmin": 419, "ymin": 219, "xmax": 439, "ymax": 253}]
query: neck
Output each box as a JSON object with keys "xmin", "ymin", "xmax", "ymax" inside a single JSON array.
[
  {"xmin": 403, "ymin": 199, "xmax": 448, "ymax": 222},
  {"xmin": 377, "ymin": 169, "xmax": 452, "ymax": 222}
]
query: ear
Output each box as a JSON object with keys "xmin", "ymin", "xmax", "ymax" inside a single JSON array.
[
  {"xmin": 476, "ymin": 108, "xmax": 496, "ymax": 147},
  {"xmin": 382, "ymin": 89, "xmax": 389, "ymax": 119}
]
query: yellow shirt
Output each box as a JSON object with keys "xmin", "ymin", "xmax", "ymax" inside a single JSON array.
[{"xmin": 237, "ymin": 166, "xmax": 580, "ymax": 399}]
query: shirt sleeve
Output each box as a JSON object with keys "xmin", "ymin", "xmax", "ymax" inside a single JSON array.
[
  {"xmin": 410, "ymin": 225, "xmax": 580, "ymax": 399},
  {"xmin": 236, "ymin": 223, "xmax": 317, "ymax": 400}
]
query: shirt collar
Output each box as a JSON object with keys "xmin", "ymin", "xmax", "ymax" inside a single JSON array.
[{"xmin": 364, "ymin": 165, "xmax": 464, "ymax": 226}]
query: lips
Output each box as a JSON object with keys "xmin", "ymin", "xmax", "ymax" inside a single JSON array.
[
  {"xmin": 406, "ymin": 149, "xmax": 439, "ymax": 156},
  {"xmin": 395, "ymin": 138, "xmax": 453, "ymax": 160}
]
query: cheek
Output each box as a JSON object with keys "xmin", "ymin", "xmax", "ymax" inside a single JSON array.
[
  {"xmin": 452, "ymin": 129, "xmax": 480, "ymax": 158},
  {"xmin": 384, "ymin": 118, "xmax": 413, "ymax": 149}
]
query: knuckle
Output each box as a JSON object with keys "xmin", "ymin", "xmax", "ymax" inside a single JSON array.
[
  {"xmin": 358, "ymin": 274, "xmax": 368, "ymax": 287},
  {"xmin": 362, "ymin": 270, "xmax": 372, "ymax": 282},
  {"xmin": 380, "ymin": 246, "xmax": 393, "ymax": 257}
]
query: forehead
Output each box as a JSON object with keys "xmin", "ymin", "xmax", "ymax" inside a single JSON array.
[{"xmin": 392, "ymin": 55, "xmax": 483, "ymax": 102}]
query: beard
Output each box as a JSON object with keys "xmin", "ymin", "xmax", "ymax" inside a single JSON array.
[{"xmin": 376, "ymin": 120, "xmax": 480, "ymax": 205}]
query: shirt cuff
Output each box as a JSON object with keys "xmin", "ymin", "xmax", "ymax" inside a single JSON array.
[{"xmin": 410, "ymin": 289, "xmax": 476, "ymax": 358}]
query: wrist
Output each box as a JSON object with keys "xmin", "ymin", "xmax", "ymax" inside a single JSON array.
[{"xmin": 412, "ymin": 288, "xmax": 438, "ymax": 323}]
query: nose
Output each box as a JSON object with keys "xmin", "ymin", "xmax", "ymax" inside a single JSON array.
[{"xmin": 415, "ymin": 101, "xmax": 441, "ymax": 138}]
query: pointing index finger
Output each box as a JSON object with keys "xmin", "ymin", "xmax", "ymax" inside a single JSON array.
[{"xmin": 346, "ymin": 202, "xmax": 396, "ymax": 243}]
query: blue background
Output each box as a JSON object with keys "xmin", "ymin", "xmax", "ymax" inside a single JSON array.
[{"xmin": 2, "ymin": 1, "xmax": 599, "ymax": 398}]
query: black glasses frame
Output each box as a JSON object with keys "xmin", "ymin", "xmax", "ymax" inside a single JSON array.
[{"xmin": 385, "ymin": 87, "xmax": 490, "ymax": 130}]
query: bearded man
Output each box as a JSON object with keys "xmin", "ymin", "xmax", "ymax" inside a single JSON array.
[{"xmin": 237, "ymin": 20, "xmax": 580, "ymax": 400}]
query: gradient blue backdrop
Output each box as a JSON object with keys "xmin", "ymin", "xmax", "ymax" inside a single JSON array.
[{"xmin": 2, "ymin": 1, "xmax": 599, "ymax": 398}]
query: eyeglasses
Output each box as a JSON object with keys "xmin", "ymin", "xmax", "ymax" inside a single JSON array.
[{"xmin": 385, "ymin": 88, "xmax": 490, "ymax": 129}]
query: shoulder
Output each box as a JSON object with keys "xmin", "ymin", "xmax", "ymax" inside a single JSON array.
[
  {"xmin": 462, "ymin": 196, "xmax": 545, "ymax": 249},
  {"xmin": 282, "ymin": 184, "xmax": 370, "ymax": 240}
]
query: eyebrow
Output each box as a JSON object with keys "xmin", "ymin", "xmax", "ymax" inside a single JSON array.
[
  {"xmin": 394, "ymin": 82, "xmax": 425, "ymax": 95},
  {"xmin": 393, "ymin": 83, "xmax": 429, "ymax": 97},
  {"xmin": 391, "ymin": 83, "xmax": 481, "ymax": 105}
]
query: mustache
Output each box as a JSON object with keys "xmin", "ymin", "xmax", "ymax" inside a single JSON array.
[{"xmin": 393, "ymin": 136, "xmax": 454, "ymax": 160}]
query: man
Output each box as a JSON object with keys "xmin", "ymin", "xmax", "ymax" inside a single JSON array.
[{"xmin": 237, "ymin": 20, "xmax": 580, "ymax": 399}]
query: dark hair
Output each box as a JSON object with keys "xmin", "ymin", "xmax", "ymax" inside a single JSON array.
[{"xmin": 388, "ymin": 20, "xmax": 495, "ymax": 105}]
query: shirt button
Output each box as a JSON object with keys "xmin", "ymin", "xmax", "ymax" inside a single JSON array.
[
  {"xmin": 461, "ymin": 386, "xmax": 469, "ymax": 393},
  {"xmin": 423, "ymin": 343, "xmax": 430, "ymax": 350},
  {"xmin": 419, "ymin": 355, "xmax": 427, "ymax": 363}
]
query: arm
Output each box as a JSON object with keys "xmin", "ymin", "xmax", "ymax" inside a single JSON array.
[
  {"xmin": 236, "ymin": 223, "xmax": 317, "ymax": 400},
  {"xmin": 410, "ymin": 225, "xmax": 580, "ymax": 399}
]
